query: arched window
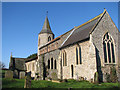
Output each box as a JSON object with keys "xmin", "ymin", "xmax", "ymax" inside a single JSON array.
[
  {"xmin": 76, "ymin": 46, "xmax": 82, "ymax": 65},
  {"xmin": 76, "ymin": 47, "xmax": 78, "ymax": 65},
  {"xmin": 62, "ymin": 50, "xmax": 67, "ymax": 66},
  {"xmin": 54, "ymin": 60, "xmax": 57, "ymax": 69},
  {"xmin": 48, "ymin": 59, "xmax": 50, "ymax": 69},
  {"xmin": 51, "ymin": 58, "xmax": 53, "ymax": 69},
  {"xmin": 48, "ymin": 36, "xmax": 51, "ymax": 42},
  {"xmin": 79, "ymin": 47, "xmax": 82, "ymax": 64},
  {"xmin": 103, "ymin": 32, "xmax": 115, "ymax": 64}
]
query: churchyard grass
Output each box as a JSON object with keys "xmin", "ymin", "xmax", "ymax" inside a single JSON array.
[{"xmin": 2, "ymin": 78, "xmax": 119, "ymax": 88}]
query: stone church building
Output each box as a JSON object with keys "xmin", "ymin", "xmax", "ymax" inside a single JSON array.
[{"xmin": 10, "ymin": 9, "xmax": 120, "ymax": 82}]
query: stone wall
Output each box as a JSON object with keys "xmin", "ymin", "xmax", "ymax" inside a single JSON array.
[
  {"xmin": 25, "ymin": 60, "xmax": 36, "ymax": 77},
  {"xmin": 37, "ymin": 29, "xmax": 73, "ymax": 80},
  {"xmin": 60, "ymin": 40, "xmax": 97, "ymax": 81},
  {"xmin": 91, "ymin": 11, "xmax": 119, "ymax": 82}
]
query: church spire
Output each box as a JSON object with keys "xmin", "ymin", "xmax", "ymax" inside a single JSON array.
[{"xmin": 39, "ymin": 13, "xmax": 53, "ymax": 34}]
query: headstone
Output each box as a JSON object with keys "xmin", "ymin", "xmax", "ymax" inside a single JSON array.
[
  {"xmin": 24, "ymin": 74, "xmax": 31, "ymax": 88},
  {"xmin": 94, "ymin": 72, "xmax": 99, "ymax": 84},
  {"xmin": 19, "ymin": 71, "xmax": 25, "ymax": 79},
  {"xmin": 13, "ymin": 70, "xmax": 18, "ymax": 78},
  {"xmin": 5, "ymin": 70, "xmax": 13, "ymax": 79}
]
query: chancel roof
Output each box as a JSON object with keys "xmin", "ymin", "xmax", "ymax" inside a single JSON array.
[{"xmin": 60, "ymin": 12, "xmax": 105, "ymax": 49}]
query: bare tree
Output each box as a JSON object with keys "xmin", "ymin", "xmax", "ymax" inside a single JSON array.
[{"xmin": 0, "ymin": 61, "xmax": 5, "ymax": 69}]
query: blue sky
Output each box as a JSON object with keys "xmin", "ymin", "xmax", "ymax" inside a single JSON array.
[{"xmin": 2, "ymin": 2, "xmax": 118, "ymax": 68}]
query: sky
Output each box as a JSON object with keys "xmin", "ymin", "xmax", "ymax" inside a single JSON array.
[{"xmin": 2, "ymin": 2, "xmax": 119, "ymax": 68}]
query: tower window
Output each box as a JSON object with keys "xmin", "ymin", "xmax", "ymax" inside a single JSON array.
[
  {"xmin": 103, "ymin": 32, "xmax": 115, "ymax": 64},
  {"xmin": 48, "ymin": 36, "xmax": 51, "ymax": 42}
]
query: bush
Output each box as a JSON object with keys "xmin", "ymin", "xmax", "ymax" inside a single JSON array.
[
  {"xmin": 110, "ymin": 67, "xmax": 118, "ymax": 83},
  {"xmin": 105, "ymin": 73, "xmax": 111, "ymax": 82},
  {"xmin": 63, "ymin": 79, "xmax": 68, "ymax": 82}
]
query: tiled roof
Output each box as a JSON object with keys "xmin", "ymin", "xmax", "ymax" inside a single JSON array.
[
  {"xmin": 25, "ymin": 56, "xmax": 38, "ymax": 62},
  {"xmin": 39, "ymin": 28, "xmax": 74, "ymax": 49},
  {"xmin": 60, "ymin": 13, "xmax": 103, "ymax": 48}
]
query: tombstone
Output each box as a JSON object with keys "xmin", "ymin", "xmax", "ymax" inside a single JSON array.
[
  {"xmin": 13, "ymin": 70, "xmax": 18, "ymax": 78},
  {"xmin": 94, "ymin": 72, "xmax": 99, "ymax": 84},
  {"xmin": 19, "ymin": 71, "xmax": 25, "ymax": 79},
  {"xmin": 5, "ymin": 70, "xmax": 13, "ymax": 79},
  {"xmin": 24, "ymin": 74, "xmax": 31, "ymax": 88}
]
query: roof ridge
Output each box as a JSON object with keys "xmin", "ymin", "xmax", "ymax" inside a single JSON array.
[
  {"xmin": 75, "ymin": 13, "xmax": 103, "ymax": 30},
  {"xmin": 89, "ymin": 9, "xmax": 107, "ymax": 34}
]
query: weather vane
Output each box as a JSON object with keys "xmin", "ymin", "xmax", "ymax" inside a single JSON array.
[{"xmin": 46, "ymin": 11, "xmax": 48, "ymax": 17}]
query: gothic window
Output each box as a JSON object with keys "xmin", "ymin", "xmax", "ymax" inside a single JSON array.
[
  {"xmin": 79, "ymin": 47, "xmax": 82, "ymax": 64},
  {"xmin": 51, "ymin": 58, "xmax": 53, "ymax": 69},
  {"xmin": 62, "ymin": 50, "xmax": 67, "ymax": 66},
  {"xmin": 103, "ymin": 32, "xmax": 115, "ymax": 64},
  {"xmin": 76, "ymin": 47, "xmax": 78, "ymax": 65},
  {"xmin": 54, "ymin": 60, "xmax": 57, "ymax": 69},
  {"xmin": 48, "ymin": 59, "xmax": 50, "ymax": 69},
  {"xmin": 76, "ymin": 46, "xmax": 82, "ymax": 65},
  {"xmin": 48, "ymin": 36, "xmax": 51, "ymax": 42}
]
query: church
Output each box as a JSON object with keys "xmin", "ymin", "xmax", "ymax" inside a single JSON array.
[{"xmin": 10, "ymin": 9, "xmax": 120, "ymax": 82}]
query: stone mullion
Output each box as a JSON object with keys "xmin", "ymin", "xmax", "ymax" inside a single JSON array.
[
  {"xmin": 106, "ymin": 41, "xmax": 109, "ymax": 63},
  {"xmin": 109, "ymin": 42, "xmax": 113, "ymax": 63}
]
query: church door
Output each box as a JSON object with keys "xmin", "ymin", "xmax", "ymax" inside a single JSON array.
[{"xmin": 71, "ymin": 65, "xmax": 74, "ymax": 78}]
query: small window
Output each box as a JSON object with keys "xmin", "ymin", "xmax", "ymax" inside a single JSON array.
[
  {"xmin": 48, "ymin": 59, "xmax": 50, "ymax": 69},
  {"xmin": 51, "ymin": 58, "xmax": 53, "ymax": 69},
  {"xmin": 54, "ymin": 60, "xmax": 57, "ymax": 69},
  {"xmin": 76, "ymin": 46, "xmax": 82, "ymax": 65},
  {"xmin": 62, "ymin": 50, "xmax": 67, "ymax": 66},
  {"xmin": 79, "ymin": 47, "xmax": 82, "ymax": 64},
  {"xmin": 48, "ymin": 36, "xmax": 51, "ymax": 42},
  {"xmin": 76, "ymin": 48, "xmax": 78, "ymax": 65}
]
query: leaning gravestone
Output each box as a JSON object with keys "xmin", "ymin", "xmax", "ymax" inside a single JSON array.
[
  {"xmin": 5, "ymin": 70, "xmax": 13, "ymax": 79},
  {"xmin": 24, "ymin": 74, "xmax": 31, "ymax": 88},
  {"xmin": 19, "ymin": 71, "xmax": 25, "ymax": 79}
]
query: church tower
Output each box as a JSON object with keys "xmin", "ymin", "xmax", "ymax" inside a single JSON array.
[{"xmin": 38, "ymin": 16, "xmax": 54, "ymax": 54}]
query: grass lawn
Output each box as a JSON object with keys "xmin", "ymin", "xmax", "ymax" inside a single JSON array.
[{"xmin": 2, "ymin": 78, "xmax": 119, "ymax": 88}]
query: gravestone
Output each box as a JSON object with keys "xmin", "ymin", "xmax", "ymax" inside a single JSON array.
[
  {"xmin": 13, "ymin": 70, "xmax": 18, "ymax": 78},
  {"xmin": 5, "ymin": 70, "xmax": 13, "ymax": 79},
  {"xmin": 24, "ymin": 74, "xmax": 31, "ymax": 88},
  {"xmin": 94, "ymin": 72, "xmax": 99, "ymax": 84},
  {"xmin": 19, "ymin": 71, "xmax": 25, "ymax": 79}
]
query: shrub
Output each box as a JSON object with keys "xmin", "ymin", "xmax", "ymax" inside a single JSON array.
[
  {"xmin": 63, "ymin": 79, "xmax": 68, "ymax": 82},
  {"xmin": 105, "ymin": 73, "xmax": 111, "ymax": 82},
  {"xmin": 110, "ymin": 67, "xmax": 118, "ymax": 83},
  {"xmin": 51, "ymin": 72, "xmax": 57, "ymax": 80}
]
